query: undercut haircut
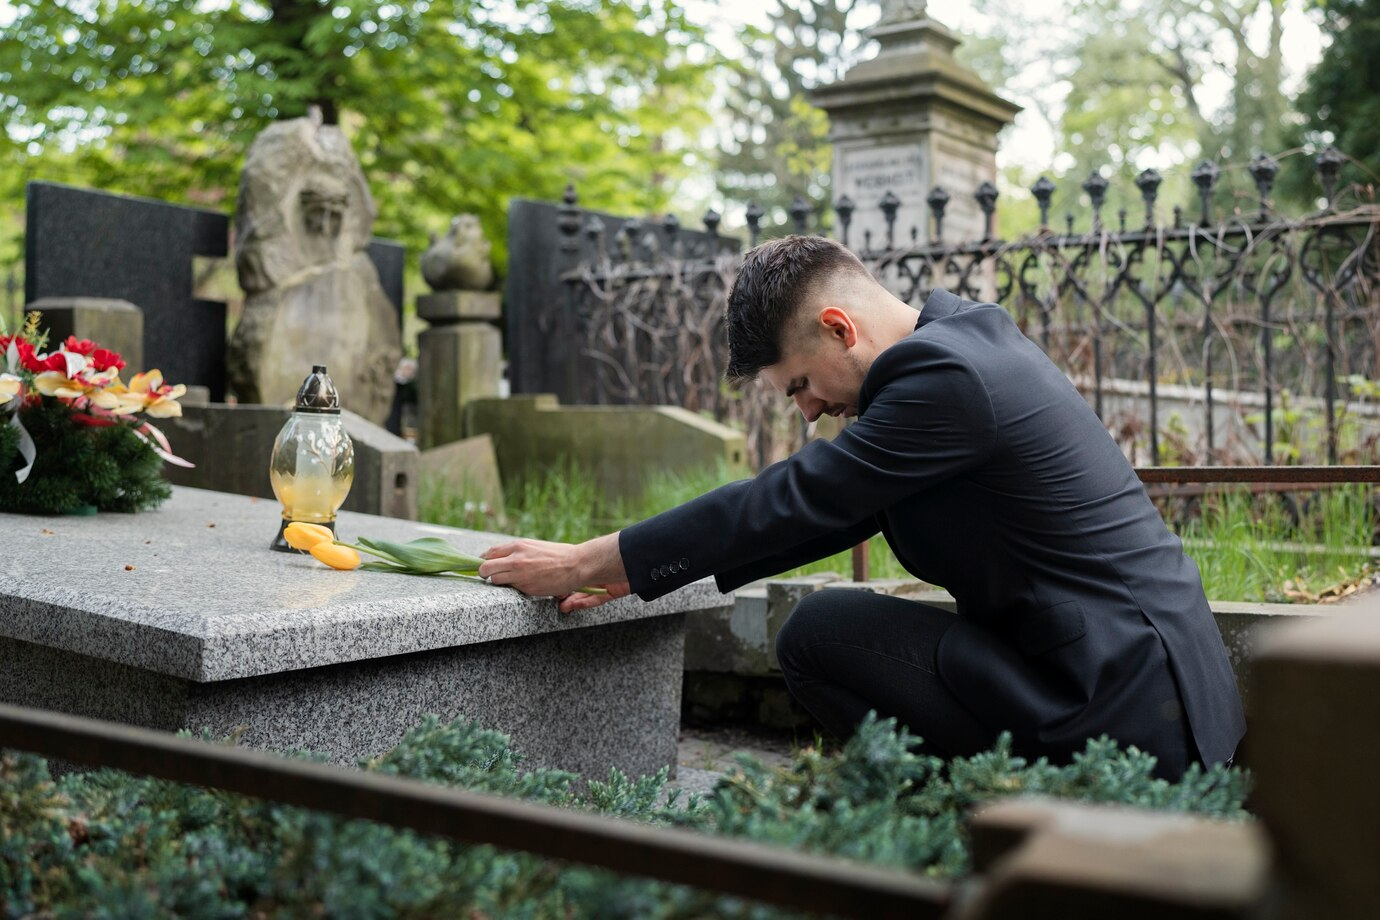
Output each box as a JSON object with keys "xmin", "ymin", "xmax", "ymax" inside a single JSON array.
[{"xmin": 725, "ymin": 235, "xmax": 875, "ymax": 383}]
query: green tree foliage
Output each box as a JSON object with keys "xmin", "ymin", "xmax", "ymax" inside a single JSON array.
[
  {"xmin": 1296, "ymin": 0, "xmax": 1380, "ymax": 197},
  {"xmin": 0, "ymin": 713, "xmax": 1250, "ymax": 917},
  {"xmin": 1061, "ymin": 0, "xmax": 1297, "ymax": 209},
  {"xmin": 715, "ymin": 0, "xmax": 874, "ymax": 228},
  {"xmin": 0, "ymin": 0, "xmax": 715, "ymax": 268}
]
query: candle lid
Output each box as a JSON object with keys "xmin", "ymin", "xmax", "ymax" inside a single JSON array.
[{"xmin": 294, "ymin": 365, "xmax": 341, "ymax": 414}]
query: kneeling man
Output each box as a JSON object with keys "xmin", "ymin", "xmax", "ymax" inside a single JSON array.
[{"xmin": 479, "ymin": 235, "xmax": 1245, "ymax": 779}]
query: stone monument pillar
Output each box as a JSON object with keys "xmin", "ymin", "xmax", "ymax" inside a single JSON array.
[
  {"xmin": 808, "ymin": 0, "xmax": 1021, "ymax": 249},
  {"xmin": 416, "ymin": 215, "xmax": 502, "ymax": 449},
  {"xmin": 227, "ymin": 114, "xmax": 402, "ymax": 424}
]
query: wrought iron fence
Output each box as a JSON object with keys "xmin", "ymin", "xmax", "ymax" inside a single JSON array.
[{"xmin": 558, "ymin": 149, "xmax": 1380, "ymax": 468}]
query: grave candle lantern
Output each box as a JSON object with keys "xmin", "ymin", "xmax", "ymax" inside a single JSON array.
[{"xmin": 268, "ymin": 365, "xmax": 355, "ymax": 552}]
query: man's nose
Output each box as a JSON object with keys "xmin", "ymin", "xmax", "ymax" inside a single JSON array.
[{"xmin": 794, "ymin": 392, "xmax": 824, "ymax": 423}]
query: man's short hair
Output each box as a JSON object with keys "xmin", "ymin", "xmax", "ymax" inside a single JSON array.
[{"xmin": 725, "ymin": 235, "xmax": 874, "ymax": 383}]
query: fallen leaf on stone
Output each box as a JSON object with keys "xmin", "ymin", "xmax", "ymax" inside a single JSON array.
[
  {"xmin": 40, "ymin": 529, "xmax": 54, "ymax": 537},
  {"xmin": 124, "ymin": 564, "xmax": 136, "ymax": 571},
  {"xmin": 207, "ymin": 522, "xmax": 217, "ymax": 528}
]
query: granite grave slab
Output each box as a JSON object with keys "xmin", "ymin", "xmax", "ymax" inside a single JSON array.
[{"xmin": 0, "ymin": 487, "xmax": 731, "ymax": 779}]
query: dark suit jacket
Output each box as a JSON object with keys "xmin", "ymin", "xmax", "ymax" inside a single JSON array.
[{"xmin": 620, "ymin": 288, "xmax": 1246, "ymax": 766}]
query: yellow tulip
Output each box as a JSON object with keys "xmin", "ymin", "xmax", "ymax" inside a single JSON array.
[
  {"xmin": 283, "ymin": 521, "xmax": 335, "ymax": 551},
  {"xmin": 310, "ymin": 542, "xmax": 361, "ymax": 571}
]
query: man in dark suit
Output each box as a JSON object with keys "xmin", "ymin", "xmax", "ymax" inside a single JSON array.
[{"xmin": 479, "ymin": 235, "xmax": 1245, "ymax": 779}]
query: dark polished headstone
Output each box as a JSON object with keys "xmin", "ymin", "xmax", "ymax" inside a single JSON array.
[
  {"xmin": 366, "ymin": 238, "xmax": 405, "ymax": 322},
  {"xmin": 25, "ymin": 181, "xmax": 229, "ymax": 399}
]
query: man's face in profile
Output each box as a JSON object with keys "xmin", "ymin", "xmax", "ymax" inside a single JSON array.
[{"xmin": 760, "ymin": 307, "xmax": 868, "ymax": 423}]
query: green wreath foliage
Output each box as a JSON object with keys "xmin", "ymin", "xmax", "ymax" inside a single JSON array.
[
  {"xmin": 0, "ymin": 398, "xmax": 172, "ymax": 515},
  {"xmin": 0, "ymin": 714, "xmax": 1251, "ymax": 918}
]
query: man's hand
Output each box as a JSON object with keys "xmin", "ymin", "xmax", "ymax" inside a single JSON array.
[
  {"xmin": 558, "ymin": 582, "xmax": 631, "ymax": 614},
  {"xmin": 478, "ymin": 532, "xmax": 627, "ymax": 607}
]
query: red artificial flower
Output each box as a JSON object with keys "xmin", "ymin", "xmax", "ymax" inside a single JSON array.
[
  {"xmin": 63, "ymin": 336, "xmax": 97, "ymax": 356},
  {"xmin": 39, "ymin": 352, "xmax": 68, "ymax": 373},
  {"xmin": 90, "ymin": 348, "xmax": 125, "ymax": 372},
  {"xmin": 71, "ymin": 411, "xmax": 118, "ymax": 428},
  {"xmin": 16, "ymin": 341, "xmax": 44, "ymax": 373}
]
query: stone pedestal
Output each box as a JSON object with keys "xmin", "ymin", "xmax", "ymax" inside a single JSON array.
[
  {"xmin": 26, "ymin": 297, "xmax": 144, "ymax": 375},
  {"xmin": 808, "ymin": 4, "xmax": 1020, "ymax": 251},
  {"xmin": 417, "ymin": 291, "xmax": 502, "ymax": 449}
]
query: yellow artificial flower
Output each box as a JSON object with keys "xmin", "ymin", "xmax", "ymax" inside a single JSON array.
[
  {"xmin": 283, "ymin": 522, "xmax": 335, "ymax": 552},
  {"xmin": 0, "ymin": 373, "xmax": 20, "ymax": 406},
  {"xmin": 33, "ymin": 371, "xmax": 88, "ymax": 399},
  {"xmin": 89, "ymin": 386, "xmax": 147, "ymax": 415},
  {"xmin": 129, "ymin": 369, "xmax": 186, "ymax": 418},
  {"xmin": 310, "ymin": 542, "xmax": 362, "ymax": 571}
]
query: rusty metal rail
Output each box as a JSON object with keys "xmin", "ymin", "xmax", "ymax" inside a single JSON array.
[
  {"xmin": 0, "ymin": 702, "xmax": 949, "ymax": 919},
  {"xmin": 1135, "ymin": 465, "xmax": 1380, "ymax": 484}
]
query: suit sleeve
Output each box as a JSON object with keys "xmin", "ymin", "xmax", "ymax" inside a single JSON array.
[
  {"xmin": 619, "ymin": 338, "xmax": 998, "ymax": 601},
  {"xmin": 711, "ymin": 516, "xmax": 880, "ymax": 594}
]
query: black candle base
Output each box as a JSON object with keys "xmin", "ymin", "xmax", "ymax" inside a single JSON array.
[{"xmin": 271, "ymin": 518, "xmax": 337, "ymax": 553}]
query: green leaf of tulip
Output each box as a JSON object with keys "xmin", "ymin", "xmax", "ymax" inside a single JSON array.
[{"xmin": 351, "ymin": 536, "xmax": 484, "ymax": 575}]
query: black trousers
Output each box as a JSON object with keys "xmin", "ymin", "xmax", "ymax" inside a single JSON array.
[{"xmin": 775, "ymin": 590, "xmax": 1195, "ymax": 780}]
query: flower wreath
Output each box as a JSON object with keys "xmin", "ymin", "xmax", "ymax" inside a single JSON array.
[{"xmin": 0, "ymin": 312, "xmax": 193, "ymax": 514}]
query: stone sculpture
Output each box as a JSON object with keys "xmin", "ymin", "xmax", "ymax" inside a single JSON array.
[
  {"xmin": 227, "ymin": 114, "xmax": 402, "ymax": 424},
  {"xmin": 421, "ymin": 215, "xmax": 494, "ymax": 292},
  {"xmin": 876, "ymin": 0, "xmax": 928, "ymax": 25}
]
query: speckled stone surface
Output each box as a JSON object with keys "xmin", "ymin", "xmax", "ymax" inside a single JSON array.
[
  {"xmin": 0, "ymin": 487, "xmax": 727, "ymax": 681},
  {"xmin": 0, "ymin": 487, "xmax": 729, "ymax": 777}
]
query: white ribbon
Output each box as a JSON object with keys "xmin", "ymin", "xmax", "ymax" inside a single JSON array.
[
  {"xmin": 3, "ymin": 340, "xmax": 35, "ymax": 483},
  {"xmin": 132, "ymin": 421, "xmax": 196, "ymax": 469},
  {"xmin": 8, "ymin": 407, "xmax": 35, "ymax": 483}
]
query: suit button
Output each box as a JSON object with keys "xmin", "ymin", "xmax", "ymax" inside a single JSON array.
[
  {"xmin": 660, "ymin": 564, "xmax": 671, "ymax": 577},
  {"xmin": 669, "ymin": 562, "xmax": 681, "ymax": 573},
  {"xmin": 650, "ymin": 568, "xmax": 660, "ymax": 581},
  {"xmin": 679, "ymin": 557, "xmax": 690, "ymax": 569}
]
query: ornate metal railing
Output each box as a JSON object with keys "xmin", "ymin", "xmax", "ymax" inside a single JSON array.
[{"xmin": 558, "ymin": 149, "xmax": 1380, "ymax": 468}]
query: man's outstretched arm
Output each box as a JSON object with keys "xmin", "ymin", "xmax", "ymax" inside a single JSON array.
[{"xmin": 478, "ymin": 532, "xmax": 629, "ymax": 613}]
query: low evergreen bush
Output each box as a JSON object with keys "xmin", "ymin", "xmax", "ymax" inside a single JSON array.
[{"xmin": 0, "ymin": 714, "xmax": 1250, "ymax": 919}]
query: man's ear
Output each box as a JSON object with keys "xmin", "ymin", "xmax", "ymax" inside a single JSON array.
[{"xmin": 818, "ymin": 306, "xmax": 858, "ymax": 348}]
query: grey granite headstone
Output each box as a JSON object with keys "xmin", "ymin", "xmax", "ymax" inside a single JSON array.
[
  {"xmin": 24, "ymin": 181, "xmax": 229, "ymax": 399},
  {"xmin": 0, "ymin": 487, "xmax": 731, "ymax": 778}
]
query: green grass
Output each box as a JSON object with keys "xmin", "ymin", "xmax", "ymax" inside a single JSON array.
[
  {"xmin": 1175, "ymin": 486, "xmax": 1374, "ymax": 603},
  {"xmin": 420, "ymin": 464, "xmax": 1374, "ymax": 603}
]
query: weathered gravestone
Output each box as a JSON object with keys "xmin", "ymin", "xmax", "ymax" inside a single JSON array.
[
  {"xmin": 227, "ymin": 115, "xmax": 402, "ymax": 425},
  {"xmin": 809, "ymin": 0, "xmax": 1021, "ymax": 250},
  {"xmin": 417, "ymin": 214, "xmax": 502, "ymax": 449}
]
